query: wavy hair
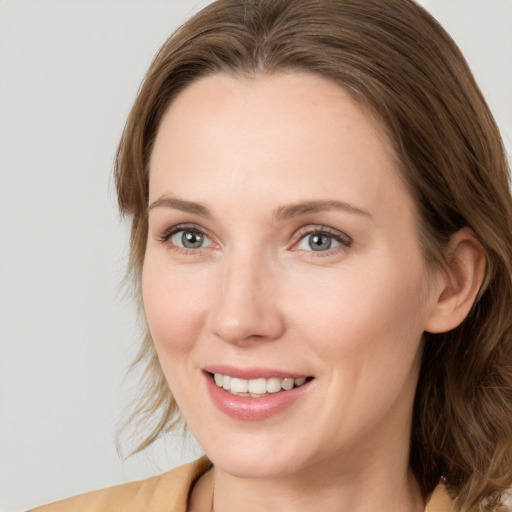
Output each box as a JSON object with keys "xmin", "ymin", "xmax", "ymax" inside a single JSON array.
[{"xmin": 115, "ymin": 1, "xmax": 512, "ymax": 510}]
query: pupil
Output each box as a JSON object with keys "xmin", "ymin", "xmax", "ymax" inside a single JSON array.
[
  {"xmin": 182, "ymin": 231, "xmax": 203, "ymax": 248},
  {"xmin": 309, "ymin": 234, "xmax": 331, "ymax": 251}
]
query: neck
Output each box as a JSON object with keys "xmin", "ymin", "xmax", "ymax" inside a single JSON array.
[{"xmin": 207, "ymin": 447, "xmax": 424, "ymax": 512}]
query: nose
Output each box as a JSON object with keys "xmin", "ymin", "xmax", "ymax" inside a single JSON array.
[{"xmin": 206, "ymin": 253, "xmax": 286, "ymax": 345}]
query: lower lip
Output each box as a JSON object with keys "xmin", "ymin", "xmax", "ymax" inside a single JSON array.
[{"xmin": 204, "ymin": 372, "xmax": 312, "ymax": 421}]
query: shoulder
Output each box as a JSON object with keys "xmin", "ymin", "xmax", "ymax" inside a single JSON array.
[{"xmin": 29, "ymin": 457, "xmax": 212, "ymax": 512}]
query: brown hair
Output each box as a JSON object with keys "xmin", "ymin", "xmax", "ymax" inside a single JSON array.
[{"xmin": 115, "ymin": 0, "xmax": 512, "ymax": 509}]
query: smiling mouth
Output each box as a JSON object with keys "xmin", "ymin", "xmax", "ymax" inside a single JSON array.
[{"xmin": 210, "ymin": 372, "xmax": 313, "ymax": 397}]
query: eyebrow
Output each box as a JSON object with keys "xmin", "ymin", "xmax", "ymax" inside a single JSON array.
[
  {"xmin": 147, "ymin": 196, "xmax": 371, "ymax": 220},
  {"xmin": 147, "ymin": 196, "xmax": 212, "ymax": 217},
  {"xmin": 273, "ymin": 200, "xmax": 371, "ymax": 220}
]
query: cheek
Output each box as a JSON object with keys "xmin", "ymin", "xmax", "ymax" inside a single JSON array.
[
  {"xmin": 141, "ymin": 257, "xmax": 210, "ymax": 355},
  {"xmin": 285, "ymin": 257, "xmax": 429, "ymax": 364},
  {"xmin": 285, "ymin": 260, "xmax": 428, "ymax": 438}
]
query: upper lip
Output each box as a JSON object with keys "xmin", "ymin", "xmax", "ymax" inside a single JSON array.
[{"xmin": 203, "ymin": 364, "xmax": 311, "ymax": 380}]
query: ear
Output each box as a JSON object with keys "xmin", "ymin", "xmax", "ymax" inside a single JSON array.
[{"xmin": 425, "ymin": 228, "xmax": 486, "ymax": 334}]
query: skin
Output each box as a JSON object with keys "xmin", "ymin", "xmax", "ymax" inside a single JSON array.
[{"xmin": 143, "ymin": 72, "xmax": 483, "ymax": 512}]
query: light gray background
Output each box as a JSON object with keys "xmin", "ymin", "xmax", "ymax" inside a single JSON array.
[{"xmin": 0, "ymin": 1, "xmax": 511, "ymax": 511}]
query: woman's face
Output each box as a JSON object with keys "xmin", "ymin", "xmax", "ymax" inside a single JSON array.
[{"xmin": 143, "ymin": 73, "xmax": 440, "ymax": 479}]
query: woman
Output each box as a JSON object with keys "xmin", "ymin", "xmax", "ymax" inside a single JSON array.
[{"xmin": 31, "ymin": 0, "xmax": 512, "ymax": 511}]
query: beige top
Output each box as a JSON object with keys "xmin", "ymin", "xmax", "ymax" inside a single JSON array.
[{"xmin": 29, "ymin": 458, "xmax": 454, "ymax": 512}]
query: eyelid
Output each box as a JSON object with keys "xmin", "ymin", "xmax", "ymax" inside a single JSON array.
[
  {"xmin": 291, "ymin": 225, "xmax": 352, "ymax": 252},
  {"xmin": 156, "ymin": 223, "xmax": 208, "ymax": 242},
  {"xmin": 154, "ymin": 222, "xmax": 351, "ymax": 255},
  {"xmin": 155, "ymin": 223, "xmax": 219, "ymax": 257}
]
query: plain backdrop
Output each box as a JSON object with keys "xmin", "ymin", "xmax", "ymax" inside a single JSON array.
[{"xmin": 0, "ymin": 1, "xmax": 511, "ymax": 511}]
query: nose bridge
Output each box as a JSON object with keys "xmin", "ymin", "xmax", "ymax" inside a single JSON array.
[{"xmin": 206, "ymin": 246, "xmax": 284, "ymax": 344}]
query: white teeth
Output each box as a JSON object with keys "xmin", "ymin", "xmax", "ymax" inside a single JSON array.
[
  {"xmin": 212, "ymin": 373, "xmax": 309, "ymax": 396},
  {"xmin": 248, "ymin": 378, "xmax": 267, "ymax": 394},
  {"xmin": 230, "ymin": 377, "xmax": 248, "ymax": 394},
  {"xmin": 266, "ymin": 377, "xmax": 282, "ymax": 393},
  {"xmin": 282, "ymin": 377, "xmax": 294, "ymax": 391}
]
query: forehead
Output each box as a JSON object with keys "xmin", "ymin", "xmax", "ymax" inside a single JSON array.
[
  {"xmin": 151, "ymin": 72, "xmax": 395, "ymax": 163},
  {"xmin": 148, "ymin": 72, "xmax": 411, "ymax": 222}
]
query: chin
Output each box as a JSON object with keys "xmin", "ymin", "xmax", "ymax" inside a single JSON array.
[{"xmin": 198, "ymin": 430, "xmax": 314, "ymax": 479}]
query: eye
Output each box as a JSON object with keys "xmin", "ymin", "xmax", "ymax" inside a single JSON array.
[
  {"xmin": 297, "ymin": 232, "xmax": 340, "ymax": 251},
  {"xmin": 167, "ymin": 228, "xmax": 213, "ymax": 249},
  {"xmin": 294, "ymin": 227, "xmax": 351, "ymax": 253},
  {"xmin": 157, "ymin": 226, "xmax": 213, "ymax": 251}
]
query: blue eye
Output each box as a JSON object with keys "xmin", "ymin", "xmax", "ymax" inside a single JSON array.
[
  {"xmin": 297, "ymin": 232, "xmax": 340, "ymax": 251},
  {"xmin": 295, "ymin": 226, "xmax": 352, "ymax": 253},
  {"xmin": 170, "ymin": 229, "xmax": 212, "ymax": 249}
]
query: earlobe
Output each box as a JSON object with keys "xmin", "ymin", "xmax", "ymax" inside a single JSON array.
[{"xmin": 425, "ymin": 228, "xmax": 486, "ymax": 334}]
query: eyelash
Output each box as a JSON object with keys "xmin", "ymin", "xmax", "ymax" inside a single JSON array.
[
  {"xmin": 292, "ymin": 226, "xmax": 352, "ymax": 255},
  {"xmin": 156, "ymin": 224, "xmax": 352, "ymax": 256},
  {"xmin": 156, "ymin": 224, "xmax": 214, "ymax": 256}
]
